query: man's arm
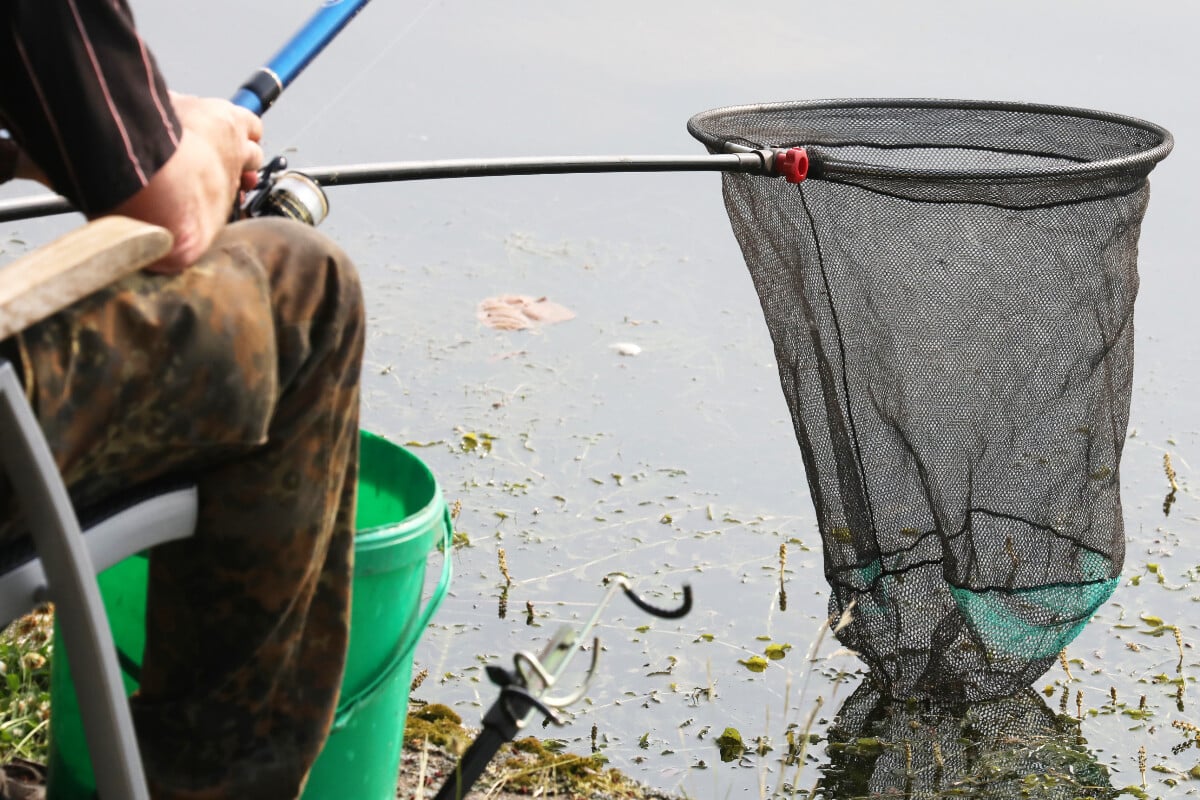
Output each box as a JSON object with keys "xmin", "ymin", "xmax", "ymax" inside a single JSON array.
[
  {"xmin": 0, "ymin": 2, "xmax": 262, "ymax": 272},
  {"xmin": 114, "ymin": 93, "xmax": 262, "ymax": 274},
  {"xmin": 0, "ymin": 1, "xmax": 180, "ymax": 213}
]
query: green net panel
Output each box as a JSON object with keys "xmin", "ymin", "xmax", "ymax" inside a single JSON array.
[{"xmin": 689, "ymin": 99, "xmax": 1172, "ymax": 701}]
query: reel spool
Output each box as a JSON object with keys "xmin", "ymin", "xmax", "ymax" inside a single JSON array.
[{"xmin": 241, "ymin": 156, "xmax": 329, "ymax": 226}]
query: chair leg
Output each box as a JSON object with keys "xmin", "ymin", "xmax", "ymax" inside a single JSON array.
[{"xmin": 0, "ymin": 362, "xmax": 149, "ymax": 800}]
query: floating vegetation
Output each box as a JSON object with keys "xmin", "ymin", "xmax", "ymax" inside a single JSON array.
[
  {"xmin": 458, "ymin": 430, "xmax": 496, "ymax": 455},
  {"xmin": 783, "ymin": 729, "xmax": 806, "ymax": 766},
  {"xmin": 763, "ymin": 642, "xmax": 792, "ymax": 661},
  {"xmin": 1117, "ymin": 694, "xmax": 1154, "ymax": 724},
  {"xmin": 1059, "ymin": 648, "xmax": 1074, "ymax": 681},
  {"xmin": 645, "ymin": 656, "xmax": 677, "ymax": 677},
  {"xmin": 403, "ymin": 439, "xmax": 444, "ymax": 448},
  {"xmin": 497, "ymin": 547, "xmax": 512, "ymax": 586},
  {"xmin": 1164, "ymin": 452, "xmax": 1180, "ymax": 516},
  {"xmin": 778, "ymin": 542, "xmax": 788, "ymax": 612},
  {"xmin": 1133, "ymin": 611, "xmax": 1185, "ymax": 642},
  {"xmin": 715, "ymin": 727, "xmax": 745, "ymax": 762},
  {"xmin": 447, "ymin": 499, "xmax": 472, "ymax": 549},
  {"xmin": 738, "ymin": 656, "xmax": 769, "ymax": 673},
  {"xmin": 1172, "ymin": 720, "xmax": 1200, "ymax": 765}
]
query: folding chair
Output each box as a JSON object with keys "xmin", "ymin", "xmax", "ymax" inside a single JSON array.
[{"xmin": 0, "ymin": 217, "xmax": 199, "ymax": 800}]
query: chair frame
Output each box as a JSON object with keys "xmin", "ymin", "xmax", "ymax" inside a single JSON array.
[{"xmin": 0, "ymin": 218, "xmax": 199, "ymax": 800}]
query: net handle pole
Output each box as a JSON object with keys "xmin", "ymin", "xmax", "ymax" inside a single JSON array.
[
  {"xmin": 308, "ymin": 151, "xmax": 774, "ymax": 185},
  {"xmin": 0, "ymin": 150, "xmax": 786, "ymax": 223}
]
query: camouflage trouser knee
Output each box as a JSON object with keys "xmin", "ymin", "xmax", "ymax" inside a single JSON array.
[{"xmin": 0, "ymin": 217, "xmax": 365, "ymax": 799}]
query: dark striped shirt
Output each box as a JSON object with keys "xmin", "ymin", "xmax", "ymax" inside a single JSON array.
[{"xmin": 0, "ymin": 0, "xmax": 180, "ymax": 215}]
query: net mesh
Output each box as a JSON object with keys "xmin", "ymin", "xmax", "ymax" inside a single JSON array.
[
  {"xmin": 814, "ymin": 683, "xmax": 1115, "ymax": 798},
  {"xmin": 689, "ymin": 99, "xmax": 1172, "ymax": 701}
]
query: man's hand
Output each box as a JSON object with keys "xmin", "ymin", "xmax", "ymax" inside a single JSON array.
[{"xmin": 111, "ymin": 92, "xmax": 263, "ymax": 274}]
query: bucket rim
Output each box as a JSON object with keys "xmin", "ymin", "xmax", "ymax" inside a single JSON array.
[{"xmin": 355, "ymin": 432, "xmax": 444, "ymax": 550}]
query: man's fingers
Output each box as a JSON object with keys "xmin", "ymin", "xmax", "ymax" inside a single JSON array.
[
  {"xmin": 240, "ymin": 108, "xmax": 264, "ymax": 143},
  {"xmin": 243, "ymin": 140, "xmax": 264, "ymax": 176}
]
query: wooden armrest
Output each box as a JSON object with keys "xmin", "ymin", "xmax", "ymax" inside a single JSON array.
[{"xmin": 0, "ymin": 216, "xmax": 172, "ymax": 341}]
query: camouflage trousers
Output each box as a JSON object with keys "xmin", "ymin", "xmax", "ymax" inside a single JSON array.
[{"xmin": 0, "ymin": 217, "xmax": 365, "ymax": 799}]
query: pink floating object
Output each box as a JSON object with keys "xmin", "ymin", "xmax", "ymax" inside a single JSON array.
[{"xmin": 477, "ymin": 294, "xmax": 576, "ymax": 331}]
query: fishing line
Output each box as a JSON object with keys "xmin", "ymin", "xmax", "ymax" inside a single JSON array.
[{"xmin": 285, "ymin": 0, "xmax": 444, "ymax": 145}]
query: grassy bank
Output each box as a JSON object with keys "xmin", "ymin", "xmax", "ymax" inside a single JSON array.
[
  {"xmin": 1, "ymin": 611, "xmax": 669, "ymax": 800},
  {"xmin": 0, "ymin": 608, "xmax": 53, "ymax": 763}
]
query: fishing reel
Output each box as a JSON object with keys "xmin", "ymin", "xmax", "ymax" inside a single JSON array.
[{"xmin": 240, "ymin": 155, "xmax": 329, "ymax": 226}]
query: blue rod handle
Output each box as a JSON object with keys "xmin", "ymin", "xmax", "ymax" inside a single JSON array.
[{"xmin": 231, "ymin": 0, "xmax": 374, "ymax": 116}]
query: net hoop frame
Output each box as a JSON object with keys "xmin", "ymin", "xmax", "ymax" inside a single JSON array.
[{"xmin": 687, "ymin": 97, "xmax": 1174, "ymax": 183}]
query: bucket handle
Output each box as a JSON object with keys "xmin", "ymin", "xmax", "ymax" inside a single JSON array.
[{"xmin": 330, "ymin": 504, "xmax": 454, "ymax": 732}]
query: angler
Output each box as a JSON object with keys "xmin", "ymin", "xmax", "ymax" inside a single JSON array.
[{"xmin": 0, "ymin": 2, "xmax": 366, "ymax": 797}]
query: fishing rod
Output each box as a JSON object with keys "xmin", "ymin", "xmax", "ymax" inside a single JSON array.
[
  {"xmin": 0, "ymin": 147, "xmax": 810, "ymax": 224},
  {"xmin": 231, "ymin": 0, "xmax": 374, "ymax": 116}
]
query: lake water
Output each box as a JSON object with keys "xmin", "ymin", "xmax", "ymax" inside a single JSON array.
[{"xmin": 2, "ymin": 1, "xmax": 1197, "ymax": 797}]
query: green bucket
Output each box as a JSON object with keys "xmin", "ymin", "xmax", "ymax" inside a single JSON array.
[{"xmin": 45, "ymin": 430, "xmax": 453, "ymax": 800}]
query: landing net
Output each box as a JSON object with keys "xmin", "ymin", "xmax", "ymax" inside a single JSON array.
[{"xmin": 689, "ymin": 99, "xmax": 1172, "ymax": 700}]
